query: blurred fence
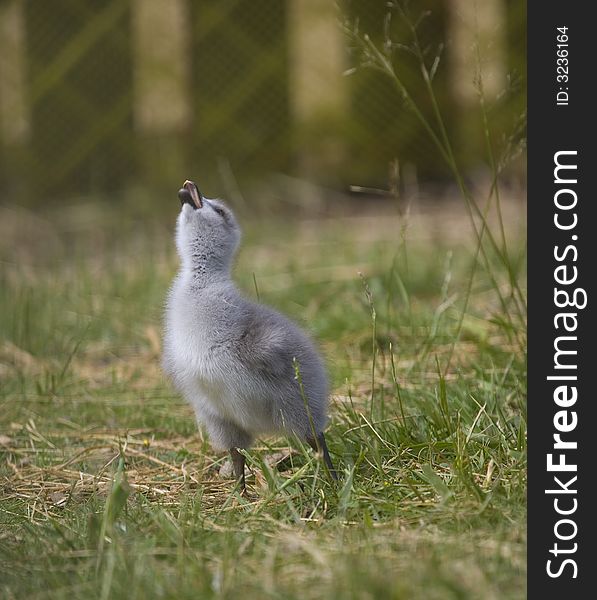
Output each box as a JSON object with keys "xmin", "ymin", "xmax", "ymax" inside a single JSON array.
[{"xmin": 0, "ymin": 0, "xmax": 525, "ymax": 205}]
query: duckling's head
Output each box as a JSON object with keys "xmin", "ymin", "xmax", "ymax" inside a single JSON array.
[{"xmin": 175, "ymin": 180, "xmax": 241, "ymax": 277}]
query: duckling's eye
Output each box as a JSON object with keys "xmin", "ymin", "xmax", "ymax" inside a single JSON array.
[{"xmin": 214, "ymin": 207, "xmax": 228, "ymax": 221}]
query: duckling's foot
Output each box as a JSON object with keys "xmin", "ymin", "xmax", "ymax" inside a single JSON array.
[{"xmin": 230, "ymin": 447, "xmax": 246, "ymax": 494}]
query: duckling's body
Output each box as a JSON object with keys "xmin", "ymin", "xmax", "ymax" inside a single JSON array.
[{"xmin": 162, "ymin": 181, "xmax": 335, "ymax": 490}]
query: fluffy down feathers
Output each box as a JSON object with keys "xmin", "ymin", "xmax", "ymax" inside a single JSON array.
[{"xmin": 162, "ymin": 199, "xmax": 329, "ymax": 452}]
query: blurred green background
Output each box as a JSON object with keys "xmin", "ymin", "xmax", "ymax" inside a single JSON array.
[{"xmin": 0, "ymin": 0, "xmax": 525, "ymax": 207}]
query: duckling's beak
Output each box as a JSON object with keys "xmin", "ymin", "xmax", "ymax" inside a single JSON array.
[{"xmin": 178, "ymin": 180, "xmax": 203, "ymax": 209}]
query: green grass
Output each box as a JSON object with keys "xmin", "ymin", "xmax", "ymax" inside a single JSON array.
[{"xmin": 0, "ymin": 197, "xmax": 526, "ymax": 599}]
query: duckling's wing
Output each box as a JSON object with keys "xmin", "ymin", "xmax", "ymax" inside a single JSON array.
[{"xmin": 235, "ymin": 308, "xmax": 297, "ymax": 380}]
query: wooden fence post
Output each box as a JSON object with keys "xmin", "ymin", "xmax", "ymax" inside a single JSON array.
[
  {"xmin": 131, "ymin": 0, "xmax": 192, "ymax": 189},
  {"xmin": 448, "ymin": 0, "xmax": 506, "ymax": 173},
  {"xmin": 0, "ymin": 0, "xmax": 30, "ymax": 194},
  {"xmin": 449, "ymin": 0, "xmax": 506, "ymax": 105},
  {"xmin": 288, "ymin": 0, "xmax": 348, "ymax": 181}
]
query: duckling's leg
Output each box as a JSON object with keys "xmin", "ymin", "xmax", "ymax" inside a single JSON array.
[
  {"xmin": 230, "ymin": 447, "xmax": 246, "ymax": 493},
  {"xmin": 307, "ymin": 433, "xmax": 338, "ymax": 480},
  {"xmin": 203, "ymin": 413, "xmax": 251, "ymax": 493}
]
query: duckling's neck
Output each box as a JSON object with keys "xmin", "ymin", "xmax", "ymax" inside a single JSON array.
[{"xmin": 181, "ymin": 254, "xmax": 232, "ymax": 289}]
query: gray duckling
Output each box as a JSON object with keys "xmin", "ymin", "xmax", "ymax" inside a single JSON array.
[{"xmin": 162, "ymin": 180, "xmax": 336, "ymax": 492}]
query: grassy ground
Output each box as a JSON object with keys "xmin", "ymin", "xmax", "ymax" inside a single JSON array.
[{"xmin": 0, "ymin": 194, "xmax": 526, "ymax": 599}]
